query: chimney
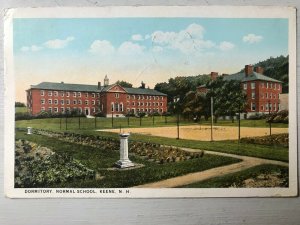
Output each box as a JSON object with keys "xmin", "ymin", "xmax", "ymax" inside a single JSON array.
[
  {"xmin": 141, "ymin": 81, "xmax": 145, "ymax": 89},
  {"xmin": 98, "ymin": 82, "xmax": 101, "ymax": 90},
  {"xmin": 255, "ymin": 66, "xmax": 264, "ymax": 74},
  {"xmin": 210, "ymin": 72, "xmax": 218, "ymax": 81},
  {"xmin": 245, "ymin": 65, "xmax": 253, "ymax": 77}
]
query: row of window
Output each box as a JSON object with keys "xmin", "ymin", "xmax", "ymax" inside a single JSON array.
[
  {"xmin": 127, "ymin": 108, "xmax": 164, "ymax": 113},
  {"xmin": 250, "ymin": 102, "xmax": 280, "ymax": 111},
  {"xmin": 251, "ymin": 92, "xmax": 280, "ymax": 99},
  {"xmin": 41, "ymin": 99, "xmax": 100, "ymax": 106},
  {"xmin": 126, "ymin": 95, "xmax": 164, "ymax": 100},
  {"xmin": 41, "ymin": 90, "xmax": 99, "ymax": 98},
  {"xmin": 41, "ymin": 107, "xmax": 96, "ymax": 113},
  {"xmin": 243, "ymin": 82, "xmax": 281, "ymax": 90},
  {"xmin": 127, "ymin": 101, "xmax": 164, "ymax": 106}
]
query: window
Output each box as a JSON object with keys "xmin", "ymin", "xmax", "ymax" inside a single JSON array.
[
  {"xmin": 66, "ymin": 107, "xmax": 70, "ymax": 113},
  {"xmin": 66, "ymin": 92, "xmax": 70, "ymax": 97},
  {"xmin": 78, "ymin": 100, "xmax": 82, "ymax": 105},
  {"xmin": 265, "ymin": 93, "xmax": 268, "ymax": 99},
  {"xmin": 137, "ymin": 102, "xmax": 140, "ymax": 106},
  {"xmin": 61, "ymin": 107, "xmax": 65, "ymax": 113},
  {"xmin": 48, "ymin": 99, "xmax": 52, "ymax": 104},
  {"xmin": 54, "ymin": 91, "xmax": 58, "ymax": 97},
  {"xmin": 137, "ymin": 95, "xmax": 140, "ymax": 100},
  {"xmin": 85, "ymin": 93, "xmax": 88, "ymax": 98},
  {"xmin": 266, "ymin": 82, "xmax": 269, "ymax": 89},
  {"xmin": 120, "ymin": 103, "xmax": 123, "ymax": 112},
  {"xmin": 48, "ymin": 91, "xmax": 52, "ymax": 96},
  {"xmin": 269, "ymin": 103, "xmax": 272, "ymax": 111},
  {"xmin": 54, "ymin": 99, "xmax": 58, "ymax": 105},
  {"xmin": 41, "ymin": 99, "xmax": 45, "ymax": 104},
  {"xmin": 66, "ymin": 100, "xmax": 70, "ymax": 105},
  {"xmin": 270, "ymin": 83, "xmax": 273, "ymax": 89},
  {"xmin": 274, "ymin": 103, "xmax": 276, "ymax": 111},
  {"xmin": 92, "ymin": 93, "xmax": 95, "ymax": 98},
  {"xmin": 78, "ymin": 108, "xmax": 82, "ymax": 113},
  {"xmin": 96, "ymin": 93, "xmax": 100, "ymax": 98},
  {"xmin": 60, "ymin": 91, "xmax": 64, "ymax": 97},
  {"xmin": 48, "ymin": 107, "xmax": 52, "ymax": 113},
  {"xmin": 85, "ymin": 100, "xmax": 89, "ymax": 105},
  {"xmin": 115, "ymin": 103, "xmax": 119, "ymax": 112},
  {"xmin": 251, "ymin": 92, "xmax": 255, "ymax": 99},
  {"xmin": 261, "ymin": 105, "xmax": 264, "ymax": 111},
  {"xmin": 73, "ymin": 92, "xmax": 76, "ymax": 97},
  {"xmin": 132, "ymin": 95, "xmax": 135, "ymax": 99},
  {"xmin": 160, "ymin": 102, "xmax": 163, "ymax": 106},
  {"xmin": 92, "ymin": 107, "xmax": 96, "ymax": 113},
  {"xmin": 251, "ymin": 82, "xmax": 255, "ymax": 89},
  {"xmin": 274, "ymin": 83, "xmax": 276, "ymax": 90},
  {"xmin": 251, "ymin": 103, "xmax": 256, "ymax": 111},
  {"xmin": 97, "ymin": 100, "xmax": 100, "ymax": 105},
  {"xmin": 149, "ymin": 96, "xmax": 152, "ymax": 100},
  {"xmin": 41, "ymin": 107, "xmax": 45, "ymax": 112},
  {"xmin": 115, "ymin": 93, "xmax": 119, "ymax": 98},
  {"xmin": 278, "ymin": 84, "xmax": 281, "ymax": 90},
  {"xmin": 60, "ymin": 100, "xmax": 64, "ymax": 105},
  {"xmin": 141, "ymin": 102, "xmax": 144, "ymax": 106},
  {"xmin": 270, "ymin": 93, "xmax": 272, "ymax": 99},
  {"xmin": 132, "ymin": 102, "xmax": 135, "ymax": 106},
  {"xmin": 92, "ymin": 100, "xmax": 95, "ymax": 105},
  {"xmin": 261, "ymin": 82, "xmax": 264, "ymax": 88},
  {"xmin": 127, "ymin": 95, "xmax": 130, "ymax": 99},
  {"xmin": 40, "ymin": 90, "xmax": 44, "ymax": 96},
  {"xmin": 265, "ymin": 103, "xmax": 269, "ymax": 111},
  {"xmin": 78, "ymin": 92, "xmax": 81, "ymax": 97},
  {"xmin": 160, "ymin": 109, "xmax": 163, "ymax": 112},
  {"xmin": 73, "ymin": 100, "xmax": 77, "ymax": 105},
  {"xmin": 146, "ymin": 96, "xmax": 148, "ymax": 100},
  {"xmin": 149, "ymin": 102, "xmax": 152, "ymax": 106},
  {"xmin": 54, "ymin": 107, "xmax": 58, "ymax": 113},
  {"xmin": 111, "ymin": 103, "xmax": 114, "ymax": 112}
]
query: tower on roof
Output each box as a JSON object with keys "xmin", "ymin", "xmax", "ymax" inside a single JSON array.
[{"xmin": 104, "ymin": 75, "xmax": 109, "ymax": 87}]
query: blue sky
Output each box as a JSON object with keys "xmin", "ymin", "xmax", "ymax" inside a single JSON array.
[{"xmin": 14, "ymin": 18, "xmax": 288, "ymax": 102}]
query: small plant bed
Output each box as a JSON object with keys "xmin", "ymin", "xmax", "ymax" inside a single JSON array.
[
  {"xmin": 240, "ymin": 133, "xmax": 288, "ymax": 147},
  {"xmin": 15, "ymin": 139, "xmax": 95, "ymax": 188},
  {"xmin": 179, "ymin": 164, "xmax": 288, "ymax": 188},
  {"xmin": 130, "ymin": 142, "xmax": 204, "ymax": 164},
  {"xmin": 15, "ymin": 130, "xmax": 241, "ymax": 188}
]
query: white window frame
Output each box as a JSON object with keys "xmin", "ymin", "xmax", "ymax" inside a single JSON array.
[
  {"xmin": 48, "ymin": 99, "xmax": 52, "ymax": 104},
  {"xmin": 60, "ymin": 100, "xmax": 64, "ymax": 105},
  {"xmin": 251, "ymin": 82, "xmax": 255, "ymax": 90},
  {"xmin": 54, "ymin": 91, "xmax": 58, "ymax": 97},
  {"xmin": 41, "ymin": 99, "xmax": 45, "ymax": 104},
  {"xmin": 66, "ymin": 92, "xmax": 70, "ymax": 97},
  {"xmin": 40, "ymin": 90, "xmax": 45, "ymax": 96},
  {"xmin": 85, "ymin": 100, "xmax": 89, "ymax": 105},
  {"xmin": 48, "ymin": 91, "xmax": 52, "ymax": 96},
  {"xmin": 78, "ymin": 92, "xmax": 81, "ymax": 97},
  {"xmin": 54, "ymin": 99, "xmax": 58, "ymax": 105},
  {"xmin": 73, "ymin": 92, "xmax": 76, "ymax": 97}
]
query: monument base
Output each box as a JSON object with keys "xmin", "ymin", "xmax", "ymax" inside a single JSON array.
[{"xmin": 115, "ymin": 159, "xmax": 135, "ymax": 169}]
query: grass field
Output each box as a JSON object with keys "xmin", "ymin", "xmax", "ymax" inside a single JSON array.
[
  {"xmin": 179, "ymin": 164, "xmax": 289, "ymax": 188},
  {"xmin": 15, "ymin": 107, "xmax": 28, "ymax": 113},
  {"xmin": 15, "ymin": 131, "xmax": 241, "ymax": 188}
]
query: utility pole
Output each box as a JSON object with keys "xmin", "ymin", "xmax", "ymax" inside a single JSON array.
[
  {"xmin": 238, "ymin": 105, "xmax": 241, "ymax": 142},
  {"xmin": 269, "ymin": 100, "xmax": 272, "ymax": 136},
  {"xmin": 211, "ymin": 97, "xmax": 213, "ymax": 142}
]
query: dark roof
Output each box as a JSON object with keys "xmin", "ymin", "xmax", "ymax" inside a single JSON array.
[
  {"xmin": 223, "ymin": 72, "xmax": 283, "ymax": 83},
  {"xmin": 30, "ymin": 82, "xmax": 166, "ymax": 96}
]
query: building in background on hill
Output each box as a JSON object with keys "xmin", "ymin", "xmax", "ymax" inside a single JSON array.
[
  {"xmin": 197, "ymin": 65, "xmax": 283, "ymax": 116},
  {"xmin": 26, "ymin": 76, "xmax": 167, "ymax": 117}
]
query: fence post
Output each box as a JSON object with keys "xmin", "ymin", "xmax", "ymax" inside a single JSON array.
[
  {"xmin": 127, "ymin": 116, "xmax": 129, "ymax": 127},
  {"xmin": 152, "ymin": 115, "xmax": 155, "ymax": 126},
  {"xmin": 79, "ymin": 116, "xmax": 81, "ymax": 129},
  {"xmin": 165, "ymin": 115, "xmax": 167, "ymax": 124},
  {"xmin": 60, "ymin": 117, "xmax": 62, "ymax": 130},
  {"xmin": 65, "ymin": 116, "xmax": 68, "ymax": 130},
  {"xmin": 140, "ymin": 116, "xmax": 142, "ymax": 126}
]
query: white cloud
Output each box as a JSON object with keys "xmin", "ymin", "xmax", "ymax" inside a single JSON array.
[
  {"xmin": 20, "ymin": 45, "xmax": 43, "ymax": 52},
  {"xmin": 243, "ymin": 34, "xmax": 263, "ymax": 44},
  {"xmin": 144, "ymin": 34, "xmax": 151, "ymax": 40},
  {"xmin": 88, "ymin": 40, "xmax": 115, "ymax": 55},
  {"xmin": 131, "ymin": 34, "xmax": 144, "ymax": 41},
  {"xmin": 118, "ymin": 41, "xmax": 145, "ymax": 55},
  {"xmin": 219, "ymin": 41, "xmax": 235, "ymax": 51},
  {"xmin": 150, "ymin": 23, "xmax": 214, "ymax": 54},
  {"xmin": 44, "ymin": 36, "xmax": 75, "ymax": 49}
]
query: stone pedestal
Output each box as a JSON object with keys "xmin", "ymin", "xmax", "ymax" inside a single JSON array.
[
  {"xmin": 115, "ymin": 133, "xmax": 134, "ymax": 168},
  {"xmin": 27, "ymin": 127, "xmax": 32, "ymax": 135}
]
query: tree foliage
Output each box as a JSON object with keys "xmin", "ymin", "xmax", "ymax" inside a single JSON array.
[
  {"xmin": 116, "ymin": 80, "xmax": 133, "ymax": 88},
  {"xmin": 15, "ymin": 102, "xmax": 26, "ymax": 107}
]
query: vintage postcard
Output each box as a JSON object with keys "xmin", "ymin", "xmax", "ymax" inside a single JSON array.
[{"xmin": 4, "ymin": 6, "xmax": 297, "ymax": 198}]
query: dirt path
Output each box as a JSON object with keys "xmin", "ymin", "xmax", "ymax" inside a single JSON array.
[
  {"xmin": 134, "ymin": 148, "xmax": 288, "ymax": 188},
  {"xmin": 100, "ymin": 125, "xmax": 288, "ymax": 141}
]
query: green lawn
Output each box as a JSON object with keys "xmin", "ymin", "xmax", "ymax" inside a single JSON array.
[
  {"xmin": 15, "ymin": 131, "xmax": 241, "ymax": 188},
  {"xmin": 179, "ymin": 164, "xmax": 289, "ymax": 188}
]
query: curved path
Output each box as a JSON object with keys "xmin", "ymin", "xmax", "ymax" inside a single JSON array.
[{"xmin": 134, "ymin": 148, "xmax": 288, "ymax": 188}]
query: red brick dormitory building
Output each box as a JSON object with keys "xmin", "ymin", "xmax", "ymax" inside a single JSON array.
[
  {"xmin": 197, "ymin": 65, "xmax": 283, "ymax": 115},
  {"xmin": 26, "ymin": 75, "xmax": 168, "ymax": 117}
]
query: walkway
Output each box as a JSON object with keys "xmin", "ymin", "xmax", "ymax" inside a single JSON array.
[{"xmin": 134, "ymin": 148, "xmax": 288, "ymax": 188}]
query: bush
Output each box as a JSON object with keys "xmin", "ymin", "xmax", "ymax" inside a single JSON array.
[
  {"xmin": 15, "ymin": 102, "xmax": 26, "ymax": 107},
  {"xmin": 267, "ymin": 110, "xmax": 288, "ymax": 124},
  {"xmin": 248, "ymin": 113, "xmax": 266, "ymax": 120}
]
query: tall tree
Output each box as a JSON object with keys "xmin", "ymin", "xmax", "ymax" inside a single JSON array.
[{"xmin": 116, "ymin": 80, "xmax": 133, "ymax": 88}]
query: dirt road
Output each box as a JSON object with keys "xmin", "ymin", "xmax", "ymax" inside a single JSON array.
[{"xmin": 133, "ymin": 148, "xmax": 288, "ymax": 188}]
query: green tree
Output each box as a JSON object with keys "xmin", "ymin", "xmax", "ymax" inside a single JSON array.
[
  {"xmin": 206, "ymin": 77, "xmax": 247, "ymax": 123},
  {"xmin": 116, "ymin": 80, "xmax": 133, "ymax": 88},
  {"xmin": 182, "ymin": 91, "xmax": 207, "ymax": 120},
  {"xmin": 15, "ymin": 102, "xmax": 26, "ymax": 107}
]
